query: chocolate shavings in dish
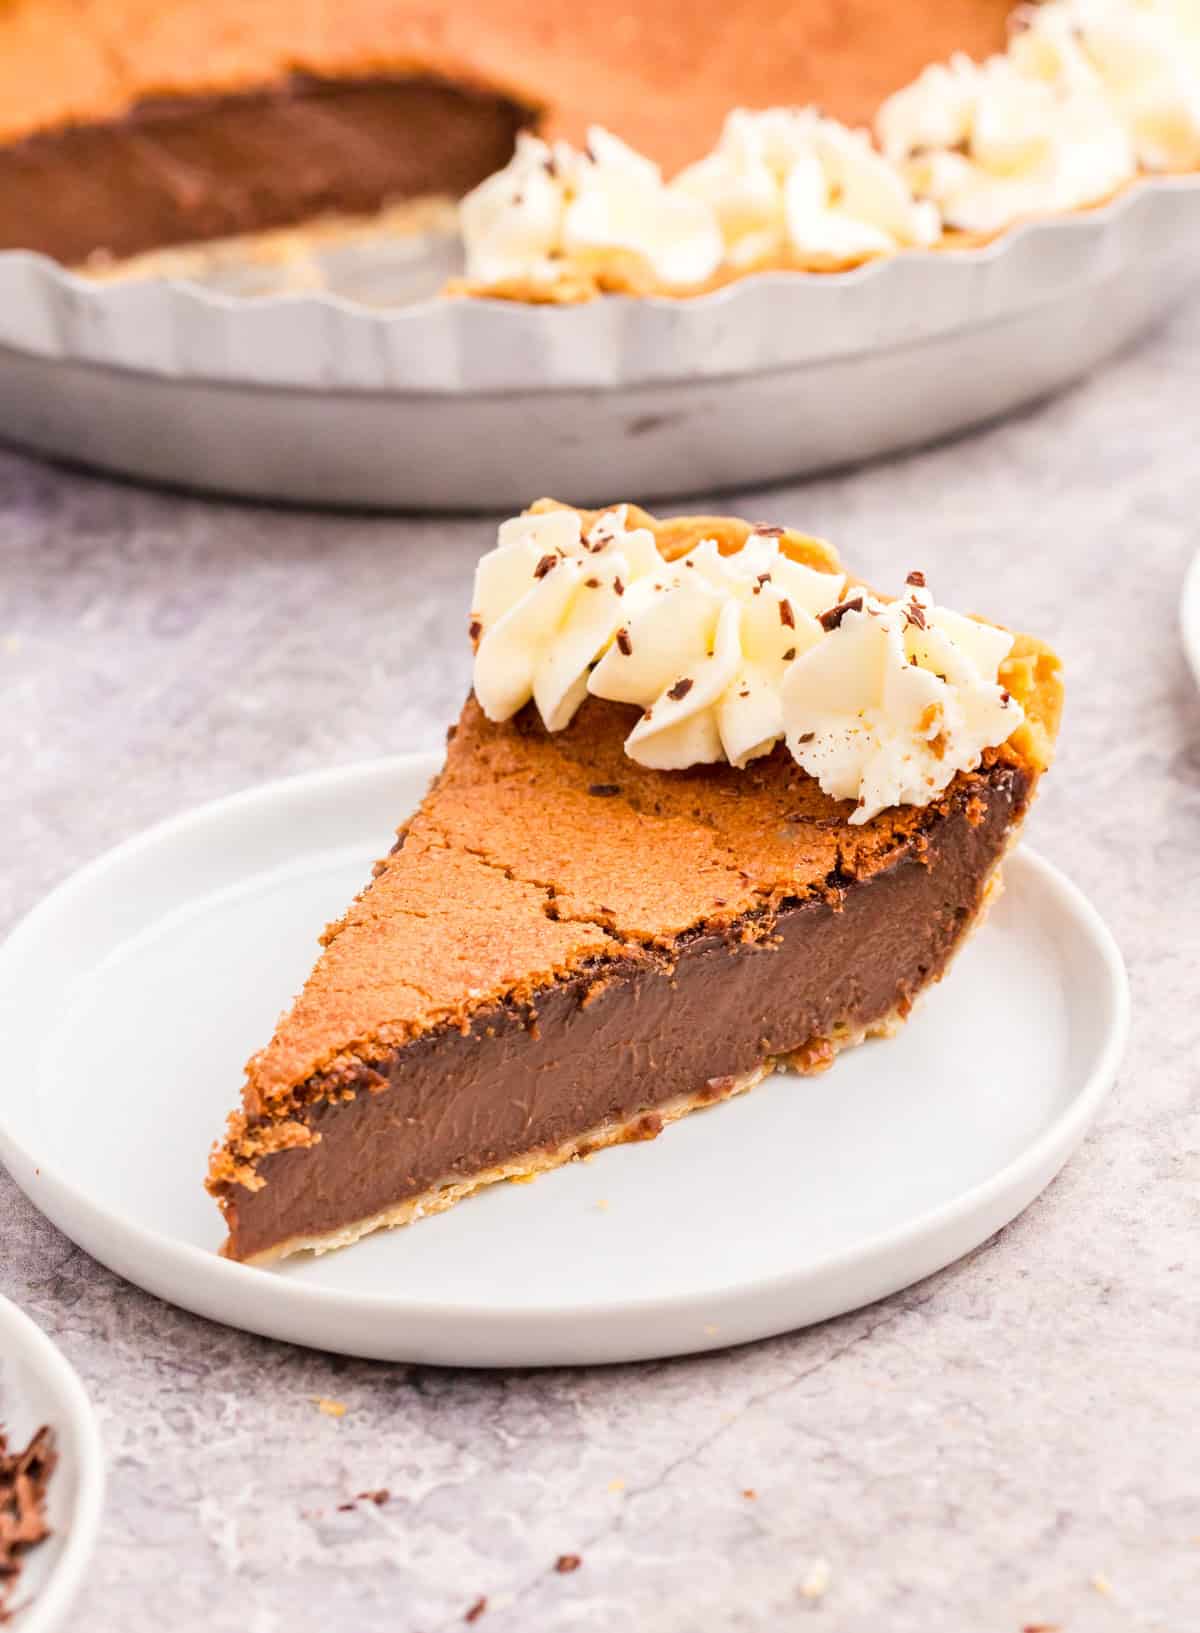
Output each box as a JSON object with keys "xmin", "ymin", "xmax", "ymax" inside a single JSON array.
[{"xmin": 0, "ymin": 1425, "xmax": 57, "ymax": 1625}]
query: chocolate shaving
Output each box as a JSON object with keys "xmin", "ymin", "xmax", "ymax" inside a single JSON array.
[
  {"xmin": 904, "ymin": 601, "xmax": 927, "ymax": 630},
  {"xmin": 555, "ymin": 1554, "xmax": 583, "ymax": 1573},
  {"xmin": 613, "ymin": 577, "xmax": 625, "ymax": 596},
  {"xmin": 906, "ymin": 570, "xmax": 926, "ymax": 587},
  {"xmin": 797, "ymin": 731, "xmax": 815, "ymax": 743},
  {"xmin": 533, "ymin": 554, "xmax": 558, "ymax": 579},
  {"xmin": 588, "ymin": 784, "xmax": 621, "ymax": 797},
  {"xmin": 778, "ymin": 598, "xmax": 795, "ymax": 628},
  {"xmin": 818, "ymin": 596, "xmax": 864, "ymax": 632},
  {"xmin": 0, "ymin": 1425, "xmax": 57, "ymax": 1623},
  {"xmin": 753, "ymin": 525, "xmax": 784, "ymax": 537},
  {"xmin": 467, "ymin": 618, "xmax": 482, "ymax": 643},
  {"xmin": 615, "ymin": 628, "xmax": 633, "ymax": 656},
  {"xmin": 782, "ymin": 647, "xmax": 797, "ymax": 661},
  {"xmin": 465, "ymin": 1597, "xmax": 488, "ymax": 1623},
  {"xmin": 584, "ymin": 577, "xmax": 600, "ymax": 589},
  {"xmin": 667, "ymin": 678, "xmax": 694, "ymax": 701}
]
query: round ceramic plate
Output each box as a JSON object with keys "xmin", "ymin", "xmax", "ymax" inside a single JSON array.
[
  {"xmin": 1182, "ymin": 549, "xmax": 1200, "ymax": 687},
  {"xmin": 0, "ymin": 174, "xmax": 1197, "ymax": 507},
  {"xmin": 0, "ymin": 1297, "xmax": 105, "ymax": 1633},
  {"xmin": 0, "ymin": 756, "xmax": 1128, "ymax": 1367}
]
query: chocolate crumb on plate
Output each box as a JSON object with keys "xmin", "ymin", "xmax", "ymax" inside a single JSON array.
[
  {"xmin": 554, "ymin": 1553, "xmax": 583, "ymax": 1573},
  {"xmin": 464, "ymin": 1596, "xmax": 488, "ymax": 1623}
]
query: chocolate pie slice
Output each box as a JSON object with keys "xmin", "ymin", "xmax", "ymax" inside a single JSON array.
[{"xmin": 207, "ymin": 501, "xmax": 1061, "ymax": 1265}]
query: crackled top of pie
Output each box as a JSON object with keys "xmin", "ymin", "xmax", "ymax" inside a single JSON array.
[{"xmin": 0, "ymin": 0, "xmax": 1012, "ymax": 165}]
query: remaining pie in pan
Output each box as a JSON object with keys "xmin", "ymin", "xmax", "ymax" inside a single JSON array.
[
  {"xmin": 7, "ymin": 0, "xmax": 1194, "ymax": 283},
  {"xmin": 0, "ymin": 0, "xmax": 1014, "ymax": 265},
  {"xmin": 455, "ymin": 0, "xmax": 1200, "ymax": 300},
  {"xmin": 207, "ymin": 501, "xmax": 1062, "ymax": 1265}
]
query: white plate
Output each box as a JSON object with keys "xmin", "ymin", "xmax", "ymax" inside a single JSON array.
[
  {"xmin": 1182, "ymin": 549, "xmax": 1200, "ymax": 687},
  {"xmin": 0, "ymin": 1297, "xmax": 105, "ymax": 1633},
  {"xmin": 0, "ymin": 175, "xmax": 1197, "ymax": 506},
  {"xmin": 0, "ymin": 756, "xmax": 1128, "ymax": 1367}
]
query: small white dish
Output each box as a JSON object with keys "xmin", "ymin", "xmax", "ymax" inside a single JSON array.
[
  {"xmin": 0, "ymin": 755, "xmax": 1128, "ymax": 1367},
  {"xmin": 0, "ymin": 1296, "xmax": 105, "ymax": 1633},
  {"xmin": 1182, "ymin": 549, "xmax": 1200, "ymax": 687}
]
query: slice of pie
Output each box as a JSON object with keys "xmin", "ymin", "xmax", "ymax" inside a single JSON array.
[{"xmin": 207, "ymin": 500, "xmax": 1062, "ymax": 1265}]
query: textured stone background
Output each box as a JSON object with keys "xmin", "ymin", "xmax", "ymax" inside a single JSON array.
[{"xmin": 2, "ymin": 297, "xmax": 1199, "ymax": 1632}]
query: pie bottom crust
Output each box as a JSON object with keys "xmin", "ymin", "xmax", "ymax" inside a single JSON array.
[{"xmin": 238, "ymin": 853, "xmax": 1010, "ymax": 1267}]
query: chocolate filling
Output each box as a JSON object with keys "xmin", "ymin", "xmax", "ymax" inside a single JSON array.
[
  {"xmin": 219, "ymin": 763, "xmax": 1029, "ymax": 1263},
  {"xmin": 0, "ymin": 75, "xmax": 532, "ymax": 264}
]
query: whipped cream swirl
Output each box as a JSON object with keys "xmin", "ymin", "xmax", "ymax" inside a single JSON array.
[
  {"xmin": 675, "ymin": 107, "xmax": 940, "ymax": 266},
  {"xmin": 471, "ymin": 511, "xmax": 1023, "ymax": 822},
  {"xmin": 459, "ymin": 128, "xmax": 724, "ymax": 289},
  {"xmin": 1008, "ymin": 0, "xmax": 1200, "ymax": 172},
  {"xmin": 878, "ymin": 48, "xmax": 1135, "ymax": 233},
  {"xmin": 781, "ymin": 583, "xmax": 1020, "ymax": 823}
]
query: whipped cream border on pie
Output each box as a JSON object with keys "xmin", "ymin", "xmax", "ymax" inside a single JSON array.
[{"xmin": 455, "ymin": 0, "xmax": 1200, "ymax": 300}]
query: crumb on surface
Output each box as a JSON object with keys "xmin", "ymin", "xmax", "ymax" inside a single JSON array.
[
  {"xmin": 465, "ymin": 1595, "xmax": 488, "ymax": 1622},
  {"xmin": 554, "ymin": 1554, "xmax": 582, "ymax": 1573},
  {"xmin": 313, "ymin": 1397, "xmax": 347, "ymax": 1418},
  {"xmin": 800, "ymin": 1558, "xmax": 831, "ymax": 1600}
]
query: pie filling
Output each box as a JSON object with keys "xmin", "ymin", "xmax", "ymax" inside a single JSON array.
[
  {"xmin": 0, "ymin": 75, "xmax": 532, "ymax": 264},
  {"xmin": 217, "ymin": 760, "xmax": 1029, "ymax": 1264}
]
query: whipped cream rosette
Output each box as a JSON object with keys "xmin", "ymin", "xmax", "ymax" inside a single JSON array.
[
  {"xmin": 1008, "ymin": 0, "xmax": 1200, "ymax": 172},
  {"xmin": 675, "ymin": 108, "xmax": 939, "ymax": 266},
  {"xmin": 460, "ymin": 127, "xmax": 724, "ymax": 289},
  {"xmin": 781, "ymin": 586, "xmax": 1020, "ymax": 822},
  {"xmin": 472, "ymin": 510, "xmax": 1023, "ymax": 823},
  {"xmin": 878, "ymin": 49, "xmax": 1135, "ymax": 233}
]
